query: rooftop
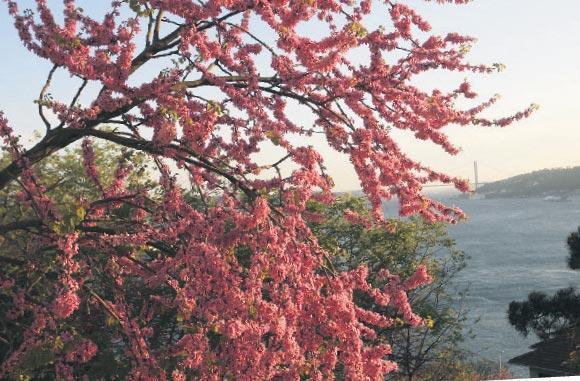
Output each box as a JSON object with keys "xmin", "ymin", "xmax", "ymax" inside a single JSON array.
[{"xmin": 509, "ymin": 335, "xmax": 579, "ymax": 375}]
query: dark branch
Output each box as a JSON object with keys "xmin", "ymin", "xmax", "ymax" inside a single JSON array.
[{"xmin": 38, "ymin": 65, "xmax": 58, "ymax": 133}]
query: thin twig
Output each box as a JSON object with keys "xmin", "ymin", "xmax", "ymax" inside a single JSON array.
[
  {"xmin": 144, "ymin": 3, "xmax": 155, "ymax": 47},
  {"xmin": 153, "ymin": 9, "xmax": 165, "ymax": 42},
  {"xmin": 225, "ymin": 22, "xmax": 278, "ymax": 57},
  {"xmin": 86, "ymin": 286, "xmax": 122, "ymax": 321},
  {"xmin": 38, "ymin": 65, "xmax": 58, "ymax": 134},
  {"xmin": 69, "ymin": 78, "xmax": 88, "ymax": 109}
]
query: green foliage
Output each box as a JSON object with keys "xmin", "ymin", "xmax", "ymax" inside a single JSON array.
[
  {"xmin": 125, "ymin": 0, "xmax": 153, "ymax": 17},
  {"xmin": 508, "ymin": 227, "xmax": 580, "ymax": 342},
  {"xmin": 567, "ymin": 227, "xmax": 580, "ymax": 270},
  {"xmin": 0, "ymin": 139, "xmax": 151, "ymax": 216},
  {"xmin": 308, "ymin": 195, "xmax": 469, "ymax": 380},
  {"xmin": 0, "ymin": 140, "xmax": 154, "ymax": 379},
  {"xmin": 508, "ymin": 288, "xmax": 580, "ymax": 341},
  {"xmin": 1, "ymin": 162, "xmax": 469, "ymax": 379}
]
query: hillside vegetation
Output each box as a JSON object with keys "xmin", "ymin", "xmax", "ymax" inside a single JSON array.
[{"xmin": 478, "ymin": 166, "xmax": 580, "ymax": 198}]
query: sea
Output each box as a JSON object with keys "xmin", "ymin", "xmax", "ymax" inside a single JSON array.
[{"xmin": 384, "ymin": 196, "xmax": 580, "ymax": 377}]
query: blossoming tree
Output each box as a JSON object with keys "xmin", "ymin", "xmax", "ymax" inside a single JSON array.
[{"xmin": 0, "ymin": 0, "xmax": 533, "ymax": 379}]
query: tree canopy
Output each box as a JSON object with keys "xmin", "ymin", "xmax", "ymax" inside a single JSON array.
[
  {"xmin": 0, "ymin": 0, "xmax": 531, "ymax": 379},
  {"xmin": 309, "ymin": 195, "xmax": 470, "ymax": 381},
  {"xmin": 508, "ymin": 228, "xmax": 580, "ymax": 342}
]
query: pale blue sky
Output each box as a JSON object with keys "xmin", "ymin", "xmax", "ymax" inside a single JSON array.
[{"xmin": 1, "ymin": 1, "xmax": 579, "ymax": 191}]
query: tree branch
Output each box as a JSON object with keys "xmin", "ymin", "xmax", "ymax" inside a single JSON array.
[
  {"xmin": 175, "ymin": 75, "xmax": 279, "ymax": 90},
  {"xmin": 0, "ymin": 219, "xmax": 43, "ymax": 234},
  {"xmin": 83, "ymin": 129, "xmax": 258, "ymax": 201},
  {"xmin": 38, "ymin": 65, "xmax": 58, "ymax": 133}
]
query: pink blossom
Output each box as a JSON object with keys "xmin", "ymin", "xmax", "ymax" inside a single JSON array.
[
  {"xmin": 52, "ymin": 290, "xmax": 80, "ymax": 319},
  {"xmin": 0, "ymin": 0, "xmax": 533, "ymax": 377}
]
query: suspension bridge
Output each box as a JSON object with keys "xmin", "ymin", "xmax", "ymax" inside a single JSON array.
[{"xmin": 423, "ymin": 161, "xmax": 508, "ymax": 193}]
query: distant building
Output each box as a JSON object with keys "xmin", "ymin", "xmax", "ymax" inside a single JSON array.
[{"xmin": 509, "ymin": 335, "xmax": 579, "ymax": 378}]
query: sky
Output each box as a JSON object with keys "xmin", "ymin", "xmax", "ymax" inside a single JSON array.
[{"xmin": 0, "ymin": 0, "xmax": 579, "ymax": 191}]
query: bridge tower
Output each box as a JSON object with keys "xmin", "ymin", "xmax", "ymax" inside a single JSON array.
[{"xmin": 473, "ymin": 161, "xmax": 479, "ymax": 193}]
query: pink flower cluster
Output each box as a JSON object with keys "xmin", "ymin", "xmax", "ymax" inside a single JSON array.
[{"xmin": 0, "ymin": 0, "xmax": 533, "ymax": 379}]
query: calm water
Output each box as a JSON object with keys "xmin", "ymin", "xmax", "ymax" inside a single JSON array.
[{"xmin": 386, "ymin": 197, "xmax": 580, "ymax": 377}]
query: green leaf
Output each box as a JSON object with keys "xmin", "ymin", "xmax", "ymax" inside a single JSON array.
[
  {"xmin": 53, "ymin": 336, "xmax": 64, "ymax": 351},
  {"xmin": 76, "ymin": 206, "xmax": 86, "ymax": 220}
]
